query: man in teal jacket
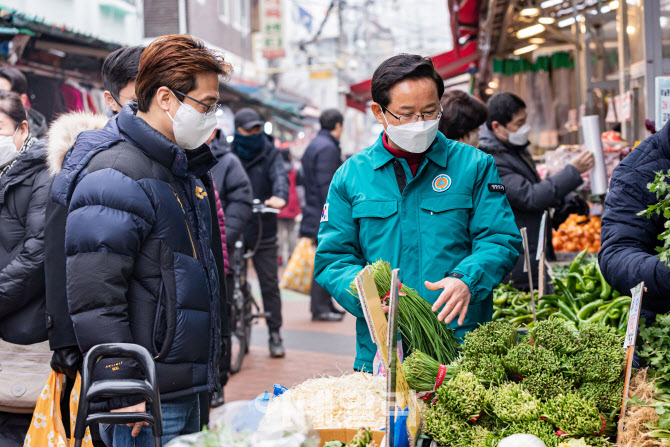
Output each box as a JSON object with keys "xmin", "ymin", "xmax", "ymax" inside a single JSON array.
[{"xmin": 314, "ymin": 54, "xmax": 522, "ymax": 372}]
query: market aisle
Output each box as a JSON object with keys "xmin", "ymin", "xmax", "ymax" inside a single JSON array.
[{"xmin": 225, "ymin": 287, "xmax": 357, "ymax": 401}]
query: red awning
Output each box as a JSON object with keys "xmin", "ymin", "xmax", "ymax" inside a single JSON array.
[{"xmin": 346, "ymin": 40, "xmax": 479, "ymax": 112}]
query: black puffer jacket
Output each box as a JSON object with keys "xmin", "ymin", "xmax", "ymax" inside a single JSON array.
[
  {"xmin": 209, "ymin": 131, "xmax": 253, "ymax": 246},
  {"xmin": 51, "ymin": 104, "xmax": 223, "ymax": 404},
  {"xmin": 0, "ymin": 137, "xmax": 49, "ymax": 345},
  {"xmin": 599, "ymin": 120, "xmax": 670, "ymax": 314},
  {"xmin": 27, "ymin": 108, "xmax": 47, "ymax": 139},
  {"xmin": 233, "ymin": 133, "xmax": 288, "ymax": 244},
  {"xmin": 299, "ymin": 129, "xmax": 342, "ymax": 239},
  {"xmin": 479, "ymin": 127, "xmax": 585, "ymax": 290}
]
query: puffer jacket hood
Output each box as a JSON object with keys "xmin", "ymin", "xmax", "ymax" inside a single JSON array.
[
  {"xmin": 46, "ymin": 111, "xmax": 109, "ymax": 176},
  {"xmin": 48, "ymin": 112, "xmax": 122, "ymax": 207}
]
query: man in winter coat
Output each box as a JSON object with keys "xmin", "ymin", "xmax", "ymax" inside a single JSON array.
[
  {"xmin": 0, "ymin": 67, "xmax": 48, "ymax": 139},
  {"xmin": 232, "ymin": 107, "xmax": 289, "ymax": 358},
  {"xmin": 300, "ymin": 108, "xmax": 345, "ymax": 322},
  {"xmin": 599, "ymin": 121, "xmax": 670, "ymax": 326},
  {"xmin": 50, "ymin": 35, "xmax": 229, "ymax": 445},
  {"xmin": 45, "ymin": 45, "xmax": 147, "ymax": 385},
  {"xmin": 315, "ymin": 55, "xmax": 522, "ymax": 372},
  {"xmin": 478, "ymin": 92, "xmax": 594, "ymax": 291}
]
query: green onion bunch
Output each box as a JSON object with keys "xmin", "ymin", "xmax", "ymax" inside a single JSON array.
[
  {"xmin": 501, "ymin": 420, "xmax": 561, "ymax": 447},
  {"xmin": 577, "ymin": 379, "xmax": 624, "ymax": 413},
  {"xmin": 543, "ymin": 393, "xmax": 603, "ymax": 436},
  {"xmin": 530, "ymin": 317, "xmax": 579, "ymax": 354},
  {"xmin": 434, "ymin": 371, "xmax": 487, "ymax": 418},
  {"xmin": 523, "ymin": 371, "xmax": 574, "ymax": 402},
  {"xmin": 463, "ymin": 321, "xmax": 518, "ymax": 357},
  {"xmin": 402, "ymin": 350, "xmax": 456, "ymax": 392},
  {"xmin": 459, "ymin": 353, "xmax": 507, "ymax": 386},
  {"xmin": 350, "ymin": 260, "xmax": 460, "ymax": 365},
  {"xmin": 503, "ymin": 343, "xmax": 561, "ymax": 378},
  {"xmin": 487, "ymin": 382, "xmax": 542, "ymax": 423},
  {"xmin": 469, "ymin": 425, "xmax": 500, "ymax": 447},
  {"xmin": 578, "ymin": 323, "xmax": 623, "ymax": 349}
]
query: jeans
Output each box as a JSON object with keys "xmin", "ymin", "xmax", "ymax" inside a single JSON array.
[{"xmin": 100, "ymin": 394, "xmax": 200, "ymax": 447}]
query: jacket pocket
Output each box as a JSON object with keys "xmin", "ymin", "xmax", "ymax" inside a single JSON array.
[
  {"xmin": 153, "ymin": 241, "xmax": 177, "ymax": 362},
  {"xmin": 419, "ymin": 193, "xmax": 473, "ymax": 259},
  {"xmin": 352, "ymin": 200, "xmax": 398, "ymax": 219}
]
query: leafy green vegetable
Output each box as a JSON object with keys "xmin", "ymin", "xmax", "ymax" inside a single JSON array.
[
  {"xmin": 434, "ymin": 371, "xmax": 487, "ymax": 418},
  {"xmin": 543, "ymin": 393, "xmax": 603, "ymax": 436},
  {"xmin": 488, "ymin": 382, "xmax": 542, "ymax": 423},
  {"xmin": 578, "ymin": 379, "xmax": 624, "ymax": 413},
  {"xmin": 459, "ymin": 353, "xmax": 507, "ymax": 386},
  {"xmin": 350, "ymin": 260, "xmax": 460, "ymax": 365},
  {"xmin": 423, "ymin": 409, "xmax": 472, "ymax": 447},
  {"xmin": 463, "ymin": 321, "xmax": 518, "ymax": 356},
  {"xmin": 503, "ymin": 343, "xmax": 561, "ymax": 377},
  {"xmin": 500, "ymin": 420, "xmax": 560, "ymax": 447},
  {"xmin": 524, "ymin": 371, "xmax": 573, "ymax": 401},
  {"xmin": 530, "ymin": 317, "xmax": 579, "ymax": 354},
  {"xmin": 637, "ymin": 169, "xmax": 670, "ymax": 267}
]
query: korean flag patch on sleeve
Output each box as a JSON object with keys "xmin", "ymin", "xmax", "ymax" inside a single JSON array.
[{"xmin": 321, "ymin": 203, "xmax": 329, "ymax": 222}]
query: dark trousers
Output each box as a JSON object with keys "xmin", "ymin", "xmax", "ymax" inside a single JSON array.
[
  {"xmin": 309, "ymin": 238, "xmax": 335, "ymax": 315},
  {"xmin": 251, "ymin": 237, "xmax": 283, "ymax": 332}
]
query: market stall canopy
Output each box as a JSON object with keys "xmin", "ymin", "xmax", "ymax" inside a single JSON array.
[
  {"xmin": 223, "ymin": 83, "xmax": 304, "ymax": 128},
  {"xmin": 346, "ymin": 40, "xmax": 479, "ymax": 112}
]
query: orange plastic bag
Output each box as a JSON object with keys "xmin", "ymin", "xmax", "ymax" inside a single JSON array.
[
  {"xmin": 24, "ymin": 371, "xmax": 93, "ymax": 447},
  {"xmin": 279, "ymin": 237, "xmax": 316, "ymax": 295}
]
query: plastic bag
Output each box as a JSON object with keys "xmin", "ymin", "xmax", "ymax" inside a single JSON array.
[
  {"xmin": 210, "ymin": 385, "xmax": 287, "ymax": 432},
  {"xmin": 24, "ymin": 371, "xmax": 93, "ymax": 447},
  {"xmin": 280, "ymin": 238, "xmax": 315, "ymax": 294}
]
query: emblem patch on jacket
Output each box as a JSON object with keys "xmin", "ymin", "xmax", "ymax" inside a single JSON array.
[
  {"xmin": 488, "ymin": 183, "xmax": 506, "ymax": 193},
  {"xmin": 432, "ymin": 174, "xmax": 452, "ymax": 192},
  {"xmin": 321, "ymin": 203, "xmax": 329, "ymax": 222},
  {"xmin": 195, "ymin": 186, "xmax": 208, "ymax": 199}
]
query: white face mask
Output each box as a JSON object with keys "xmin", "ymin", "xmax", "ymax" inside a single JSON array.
[
  {"xmin": 507, "ymin": 123, "xmax": 531, "ymax": 146},
  {"xmin": 0, "ymin": 127, "xmax": 19, "ymax": 167},
  {"xmin": 383, "ymin": 115, "xmax": 439, "ymax": 154},
  {"xmin": 165, "ymin": 91, "xmax": 218, "ymax": 150}
]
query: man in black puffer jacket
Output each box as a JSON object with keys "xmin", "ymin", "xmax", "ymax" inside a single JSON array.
[
  {"xmin": 51, "ymin": 35, "xmax": 229, "ymax": 446},
  {"xmin": 232, "ymin": 108, "xmax": 289, "ymax": 358},
  {"xmin": 599, "ymin": 120, "xmax": 670, "ymax": 324},
  {"xmin": 479, "ymin": 93, "xmax": 593, "ymax": 291}
]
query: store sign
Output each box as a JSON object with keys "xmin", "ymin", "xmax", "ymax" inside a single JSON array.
[
  {"xmin": 655, "ymin": 77, "xmax": 670, "ymax": 131},
  {"xmin": 260, "ymin": 0, "xmax": 286, "ymax": 59}
]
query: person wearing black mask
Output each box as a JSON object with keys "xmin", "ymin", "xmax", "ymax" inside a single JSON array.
[{"xmin": 232, "ymin": 108, "xmax": 289, "ymax": 358}]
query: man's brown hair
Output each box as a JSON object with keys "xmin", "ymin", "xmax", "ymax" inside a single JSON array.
[{"xmin": 135, "ymin": 34, "xmax": 232, "ymax": 112}]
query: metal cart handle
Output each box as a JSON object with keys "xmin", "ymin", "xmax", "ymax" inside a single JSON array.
[{"xmin": 73, "ymin": 343, "xmax": 162, "ymax": 447}]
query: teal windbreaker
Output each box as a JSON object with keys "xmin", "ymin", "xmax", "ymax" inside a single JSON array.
[{"xmin": 314, "ymin": 131, "xmax": 522, "ymax": 371}]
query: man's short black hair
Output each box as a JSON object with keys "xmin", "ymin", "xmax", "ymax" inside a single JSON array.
[
  {"xmin": 319, "ymin": 108, "xmax": 343, "ymax": 131},
  {"xmin": 486, "ymin": 92, "xmax": 526, "ymax": 130},
  {"xmin": 439, "ymin": 90, "xmax": 487, "ymax": 140},
  {"xmin": 102, "ymin": 45, "xmax": 144, "ymax": 98},
  {"xmin": 371, "ymin": 54, "xmax": 444, "ymax": 110},
  {"xmin": 0, "ymin": 67, "xmax": 28, "ymax": 95}
]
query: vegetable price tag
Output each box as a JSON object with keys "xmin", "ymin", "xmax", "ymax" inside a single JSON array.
[
  {"xmin": 623, "ymin": 282, "xmax": 644, "ymax": 348},
  {"xmin": 617, "ymin": 282, "xmax": 645, "ymax": 445}
]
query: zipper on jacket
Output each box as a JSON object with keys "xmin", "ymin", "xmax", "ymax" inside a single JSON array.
[{"xmin": 170, "ymin": 188, "xmax": 198, "ymax": 259}]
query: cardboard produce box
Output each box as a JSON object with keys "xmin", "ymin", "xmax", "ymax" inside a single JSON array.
[{"xmin": 317, "ymin": 428, "xmax": 385, "ymax": 446}]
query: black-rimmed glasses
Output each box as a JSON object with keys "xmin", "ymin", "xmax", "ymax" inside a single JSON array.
[
  {"xmin": 174, "ymin": 90, "xmax": 220, "ymax": 116},
  {"xmin": 384, "ymin": 107, "xmax": 443, "ymax": 125}
]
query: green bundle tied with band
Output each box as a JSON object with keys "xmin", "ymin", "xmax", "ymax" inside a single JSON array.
[{"xmin": 350, "ymin": 260, "xmax": 460, "ymax": 365}]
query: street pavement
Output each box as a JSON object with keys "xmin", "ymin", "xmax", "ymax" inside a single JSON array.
[{"xmin": 224, "ymin": 285, "xmax": 357, "ymax": 402}]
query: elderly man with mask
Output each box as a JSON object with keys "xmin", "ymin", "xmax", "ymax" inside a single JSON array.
[{"xmin": 314, "ymin": 54, "xmax": 522, "ymax": 373}]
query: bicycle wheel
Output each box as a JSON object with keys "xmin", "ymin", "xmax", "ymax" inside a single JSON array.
[
  {"xmin": 229, "ymin": 288, "xmax": 248, "ymax": 374},
  {"xmin": 244, "ymin": 295, "xmax": 252, "ymax": 354}
]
